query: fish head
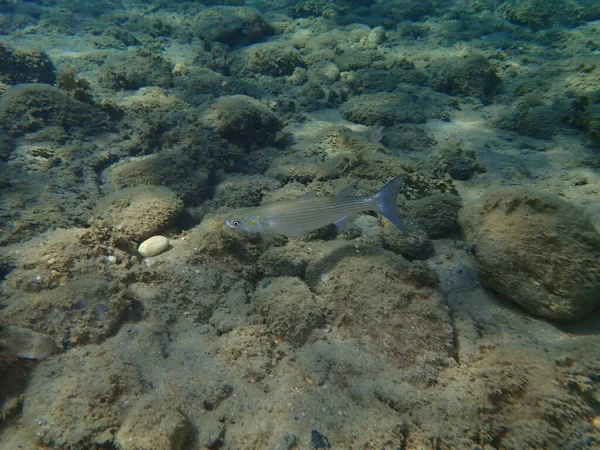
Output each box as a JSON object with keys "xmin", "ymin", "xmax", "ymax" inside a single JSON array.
[{"xmin": 225, "ymin": 212, "xmax": 263, "ymax": 233}]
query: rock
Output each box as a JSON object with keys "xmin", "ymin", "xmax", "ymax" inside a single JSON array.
[
  {"xmin": 0, "ymin": 277, "xmax": 133, "ymax": 347},
  {"xmin": 404, "ymin": 193, "xmax": 462, "ymax": 238},
  {"xmin": 460, "ymin": 187, "xmax": 600, "ymax": 322},
  {"xmin": 193, "ymin": 6, "xmax": 273, "ymax": 48},
  {"xmin": 99, "ymin": 49, "xmax": 173, "ymax": 91},
  {"xmin": 429, "ymin": 53, "xmax": 503, "ymax": 104},
  {"xmin": 1, "ymin": 326, "xmax": 55, "ymax": 360},
  {"xmin": 231, "ymin": 42, "xmax": 305, "ymax": 77},
  {"xmin": 499, "ymin": 0, "xmax": 594, "ymax": 30},
  {"xmin": 116, "ymin": 397, "xmax": 189, "ymax": 450},
  {"xmin": 252, "ymin": 277, "xmax": 325, "ymax": 346},
  {"xmin": 22, "ymin": 344, "xmax": 142, "ymax": 449},
  {"xmin": 0, "ymin": 83, "xmax": 109, "ymax": 137},
  {"xmin": 0, "ymin": 42, "xmax": 56, "ymax": 85},
  {"xmin": 138, "ymin": 236, "xmax": 169, "ymax": 257},
  {"xmin": 202, "ymin": 95, "xmax": 283, "ymax": 150},
  {"xmin": 339, "ymin": 92, "xmax": 427, "ymax": 126},
  {"xmin": 311, "ymin": 247, "xmax": 452, "ymax": 364},
  {"xmin": 432, "ymin": 141, "xmax": 486, "ymax": 181},
  {"xmin": 93, "ymin": 186, "xmax": 183, "ymax": 242}
]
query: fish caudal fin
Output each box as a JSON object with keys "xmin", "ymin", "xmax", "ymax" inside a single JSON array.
[{"xmin": 373, "ymin": 175, "xmax": 407, "ymax": 233}]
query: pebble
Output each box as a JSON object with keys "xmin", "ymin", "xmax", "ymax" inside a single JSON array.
[
  {"xmin": 138, "ymin": 235, "xmax": 169, "ymax": 257},
  {"xmin": 311, "ymin": 430, "xmax": 331, "ymax": 449}
]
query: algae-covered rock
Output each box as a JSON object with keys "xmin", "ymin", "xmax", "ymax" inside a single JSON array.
[
  {"xmin": 202, "ymin": 95, "xmax": 283, "ymax": 150},
  {"xmin": 0, "ymin": 83, "xmax": 109, "ymax": 137},
  {"xmin": 218, "ymin": 324, "xmax": 275, "ymax": 381},
  {"xmin": 312, "ymin": 247, "xmax": 452, "ymax": 364},
  {"xmin": 0, "ymin": 42, "xmax": 56, "ymax": 85},
  {"xmin": 404, "ymin": 193, "xmax": 462, "ymax": 238},
  {"xmin": 193, "ymin": 6, "xmax": 273, "ymax": 48},
  {"xmin": 21, "ymin": 343, "xmax": 142, "ymax": 448},
  {"xmin": 252, "ymin": 277, "xmax": 325, "ymax": 346},
  {"xmin": 100, "ymin": 49, "xmax": 173, "ymax": 91},
  {"xmin": 93, "ymin": 186, "xmax": 183, "ymax": 242},
  {"xmin": 211, "ymin": 175, "xmax": 282, "ymax": 209},
  {"xmin": 0, "ymin": 228, "xmax": 129, "ymax": 293},
  {"xmin": 106, "ymin": 149, "xmax": 212, "ymax": 203},
  {"xmin": 0, "ymin": 277, "xmax": 133, "ymax": 348},
  {"xmin": 431, "ymin": 141, "xmax": 486, "ymax": 181},
  {"xmin": 232, "ymin": 42, "xmax": 305, "ymax": 77},
  {"xmin": 381, "ymin": 123, "xmax": 437, "ymax": 153},
  {"xmin": 116, "ymin": 397, "xmax": 189, "ymax": 450},
  {"xmin": 1, "ymin": 326, "xmax": 55, "ymax": 360},
  {"xmin": 460, "ymin": 187, "xmax": 600, "ymax": 322},
  {"xmin": 382, "ymin": 223, "xmax": 432, "ymax": 261},
  {"xmin": 564, "ymin": 92, "xmax": 600, "ymax": 143},
  {"xmin": 429, "ymin": 53, "xmax": 502, "ymax": 104},
  {"xmin": 499, "ymin": 0, "xmax": 589, "ymax": 30},
  {"xmin": 339, "ymin": 92, "xmax": 426, "ymax": 126}
]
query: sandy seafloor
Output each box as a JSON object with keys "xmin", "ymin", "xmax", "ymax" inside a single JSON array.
[{"xmin": 0, "ymin": 0, "xmax": 600, "ymax": 449}]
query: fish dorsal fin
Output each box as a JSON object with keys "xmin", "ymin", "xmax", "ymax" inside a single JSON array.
[
  {"xmin": 300, "ymin": 192, "xmax": 316, "ymax": 200},
  {"xmin": 336, "ymin": 187, "xmax": 352, "ymax": 197}
]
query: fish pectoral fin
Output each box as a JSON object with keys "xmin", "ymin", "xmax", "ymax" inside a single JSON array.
[{"xmin": 333, "ymin": 215, "xmax": 354, "ymax": 230}]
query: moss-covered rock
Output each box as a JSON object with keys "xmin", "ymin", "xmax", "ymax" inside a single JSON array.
[
  {"xmin": 231, "ymin": 42, "xmax": 305, "ymax": 77},
  {"xmin": 202, "ymin": 95, "xmax": 283, "ymax": 150},
  {"xmin": 93, "ymin": 186, "xmax": 183, "ymax": 243},
  {"xmin": 252, "ymin": 277, "xmax": 325, "ymax": 346},
  {"xmin": 0, "ymin": 42, "xmax": 56, "ymax": 85},
  {"xmin": 429, "ymin": 53, "xmax": 502, "ymax": 104},
  {"xmin": 193, "ymin": 6, "xmax": 273, "ymax": 48},
  {"xmin": 431, "ymin": 141, "xmax": 486, "ymax": 181},
  {"xmin": 0, "ymin": 277, "xmax": 133, "ymax": 348},
  {"xmin": 100, "ymin": 50, "xmax": 173, "ymax": 91},
  {"xmin": 339, "ymin": 92, "xmax": 427, "ymax": 126},
  {"xmin": 404, "ymin": 193, "xmax": 462, "ymax": 239},
  {"xmin": 312, "ymin": 247, "xmax": 452, "ymax": 364},
  {"xmin": 0, "ymin": 83, "xmax": 109, "ymax": 137},
  {"xmin": 460, "ymin": 187, "xmax": 600, "ymax": 322},
  {"xmin": 106, "ymin": 149, "xmax": 212, "ymax": 204},
  {"xmin": 498, "ymin": 0, "xmax": 592, "ymax": 30}
]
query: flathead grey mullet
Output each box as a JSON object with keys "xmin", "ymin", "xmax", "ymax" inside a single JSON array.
[{"xmin": 225, "ymin": 176, "xmax": 407, "ymax": 237}]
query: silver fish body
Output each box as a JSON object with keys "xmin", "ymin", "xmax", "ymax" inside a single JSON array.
[{"xmin": 225, "ymin": 176, "xmax": 407, "ymax": 237}]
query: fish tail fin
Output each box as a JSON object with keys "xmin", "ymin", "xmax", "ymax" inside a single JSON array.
[{"xmin": 373, "ymin": 175, "xmax": 407, "ymax": 233}]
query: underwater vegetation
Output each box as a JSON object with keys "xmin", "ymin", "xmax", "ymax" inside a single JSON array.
[{"xmin": 0, "ymin": 0, "xmax": 599, "ymax": 449}]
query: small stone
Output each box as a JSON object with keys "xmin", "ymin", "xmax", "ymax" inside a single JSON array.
[
  {"xmin": 311, "ymin": 429, "xmax": 331, "ymax": 448},
  {"xmin": 138, "ymin": 236, "xmax": 169, "ymax": 257},
  {"xmin": 368, "ymin": 27, "xmax": 386, "ymax": 45},
  {"xmin": 106, "ymin": 255, "xmax": 117, "ymax": 263}
]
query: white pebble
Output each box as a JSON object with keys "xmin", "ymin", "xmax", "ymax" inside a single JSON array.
[
  {"xmin": 106, "ymin": 255, "xmax": 117, "ymax": 263},
  {"xmin": 138, "ymin": 236, "xmax": 169, "ymax": 257}
]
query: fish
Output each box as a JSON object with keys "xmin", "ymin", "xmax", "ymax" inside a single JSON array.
[{"xmin": 225, "ymin": 175, "xmax": 407, "ymax": 237}]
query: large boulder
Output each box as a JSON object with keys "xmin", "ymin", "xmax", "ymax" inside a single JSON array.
[
  {"xmin": 193, "ymin": 6, "xmax": 273, "ymax": 48},
  {"xmin": 0, "ymin": 42, "xmax": 56, "ymax": 85},
  {"xmin": 460, "ymin": 187, "xmax": 600, "ymax": 322}
]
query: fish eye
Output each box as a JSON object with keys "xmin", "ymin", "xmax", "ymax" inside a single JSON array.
[{"xmin": 231, "ymin": 220, "xmax": 240, "ymax": 227}]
